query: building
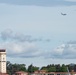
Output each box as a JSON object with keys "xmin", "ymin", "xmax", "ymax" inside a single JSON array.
[
  {"xmin": 0, "ymin": 49, "xmax": 8, "ymax": 75},
  {"xmin": 15, "ymin": 70, "xmax": 76, "ymax": 75},
  {"xmin": 30, "ymin": 70, "xmax": 75, "ymax": 75},
  {"xmin": 15, "ymin": 71, "xmax": 28, "ymax": 75}
]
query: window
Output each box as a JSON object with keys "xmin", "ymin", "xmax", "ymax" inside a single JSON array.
[{"xmin": 57, "ymin": 74, "xmax": 60, "ymax": 75}]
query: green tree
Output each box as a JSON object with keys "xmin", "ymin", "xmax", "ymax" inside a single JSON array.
[
  {"xmin": 28, "ymin": 64, "xmax": 39, "ymax": 73},
  {"xmin": 55, "ymin": 64, "xmax": 61, "ymax": 72},
  {"xmin": 60, "ymin": 64, "xmax": 67, "ymax": 72},
  {"xmin": 6, "ymin": 61, "xmax": 26, "ymax": 75},
  {"xmin": 48, "ymin": 67, "xmax": 56, "ymax": 72},
  {"xmin": 41, "ymin": 66, "xmax": 47, "ymax": 71}
]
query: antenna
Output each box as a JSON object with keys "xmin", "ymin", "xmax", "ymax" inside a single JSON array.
[{"xmin": 67, "ymin": 67, "xmax": 70, "ymax": 75}]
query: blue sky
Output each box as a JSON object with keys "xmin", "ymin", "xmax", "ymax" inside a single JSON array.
[{"xmin": 0, "ymin": 0, "xmax": 76, "ymax": 67}]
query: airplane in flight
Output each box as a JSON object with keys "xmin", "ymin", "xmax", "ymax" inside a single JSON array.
[{"xmin": 61, "ymin": 13, "xmax": 67, "ymax": 16}]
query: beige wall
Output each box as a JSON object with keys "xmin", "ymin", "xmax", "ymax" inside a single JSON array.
[{"xmin": 0, "ymin": 52, "xmax": 6, "ymax": 73}]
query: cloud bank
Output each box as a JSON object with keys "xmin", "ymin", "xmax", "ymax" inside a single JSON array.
[
  {"xmin": 0, "ymin": 30, "xmax": 76, "ymax": 59},
  {"xmin": 0, "ymin": 0, "xmax": 76, "ymax": 6},
  {"xmin": 49, "ymin": 41, "xmax": 76, "ymax": 59},
  {"xmin": 1, "ymin": 30, "xmax": 50, "ymax": 43},
  {"xmin": 0, "ymin": 30, "xmax": 50, "ymax": 58}
]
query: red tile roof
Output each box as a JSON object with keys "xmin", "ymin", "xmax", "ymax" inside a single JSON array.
[
  {"xmin": 0, "ymin": 73, "xmax": 8, "ymax": 75},
  {"xmin": 15, "ymin": 71, "xmax": 28, "ymax": 74}
]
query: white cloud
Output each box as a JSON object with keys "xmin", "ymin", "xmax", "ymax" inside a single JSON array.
[
  {"xmin": 0, "ymin": 30, "xmax": 47, "ymax": 58},
  {"xmin": 50, "ymin": 42, "xmax": 76, "ymax": 59},
  {"xmin": 0, "ymin": 41, "xmax": 40, "ymax": 57},
  {"xmin": 53, "ymin": 44, "xmax": 65, "ymax": 55},
  {"xmin": 1, "ymin": 30, "xmax": 76, "ymax": 59}
]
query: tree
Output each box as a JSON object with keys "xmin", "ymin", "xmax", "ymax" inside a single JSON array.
[
  {"xmin": 27, "ymin": 64, "xmax": 39, "ymax": 73},
  {"xmin": 60, "ymin": 64, "xmax": 67, "ymax": 72},
  {"xmin": 55, "ymin": 64, "xmax": 61, "ymax": 72},
  {"xmin": 6, "ymin": 61, "xmax": 26, "ymax": 75},
  {"xmin": 41, "ymin": 66, "xmax": 47, "ymax": 71},
  {"xmin": 6, "ymin": 61, "xmax": 13, "ymax": 75},
  {"xmin": 48, "ymin": 67, "xmax": 56, "ymax": 72}
]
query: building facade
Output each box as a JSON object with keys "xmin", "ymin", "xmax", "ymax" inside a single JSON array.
[
  {"xmin": 0, "ymin": 49, "xmax": 6, "ymax": 73},
  {"xmin": 15, "ymin": 71, "xmax": 28, "ymax": 75},
  {"xmin": 30, "ymin": 70, "xmax": 75, "ymax": 75},
  {"xmin": 0, "ymin": 49, "xmax": 6, "ymax": 74}
]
